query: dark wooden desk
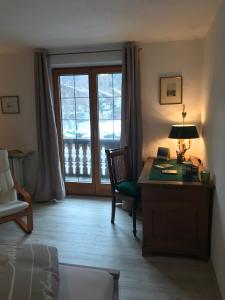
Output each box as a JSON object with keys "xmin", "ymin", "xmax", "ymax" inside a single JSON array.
[{"xmin": 138, "ymin": 158, "xmax": 214, "ymax": 260}]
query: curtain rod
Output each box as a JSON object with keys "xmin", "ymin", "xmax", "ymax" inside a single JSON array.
[
  {"xmin": 48, "ymin": 49, "xmax": 122, "ymax": 56},
  {"xmin": 47, "ymin": 47, "xmax": 142, "ymax": 56}
]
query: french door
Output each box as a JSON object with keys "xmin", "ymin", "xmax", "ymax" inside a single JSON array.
[{"xmin": 53, "ymin": 66, "xmax": 122, "ymax": 196}]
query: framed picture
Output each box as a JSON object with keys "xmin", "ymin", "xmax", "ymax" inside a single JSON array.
[
  {"xmin": 1, "ymin": 96, "xmax": 20, "ymax": 114},
  {"xmin": 160, "ymin": 76, "xmax": 182, "ymax": 105}
]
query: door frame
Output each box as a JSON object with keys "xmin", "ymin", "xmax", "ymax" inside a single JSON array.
[{"xmin": 52, "ymin": 65, "xmax": 122, "ymax": 196}]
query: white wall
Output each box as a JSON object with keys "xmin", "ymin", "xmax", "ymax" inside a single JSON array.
[
  {"xmin": 49, "ymin": 50, "xmax": 122, "ymax": 68},
  {"xmin": 0, "ymin": 48, "xmax": 122, "ymax": 193},
  {"xmin": 50, "ymin": 41, "xmax": 204, "ymax": 163},
  {"xmin": 0, "ymin": 42, "xmax": 204, "ymax": 191},
  {"xmin": 140, "ymin": 40, "xmax": 203, "ymax": 161},
  {"xmin": 201, "ymin": 1, "xmax": 225, "ymax": 298},
  {"xmin": 0, "ymin": 35, "xmax": 224, "ymax": 298},
  {"xmin": 0, "ymin": 51, "xmax": 37, "ymax": 192}
]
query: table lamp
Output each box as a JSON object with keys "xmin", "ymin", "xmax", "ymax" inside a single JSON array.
[{"xmin": 168, "ymin": 105, "xmax": 199, "ymax": 163}]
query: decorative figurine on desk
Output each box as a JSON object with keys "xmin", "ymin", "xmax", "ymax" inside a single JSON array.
[{"xmin": 168, "ymin": 104, "xmax": 199, "ymax": 163}]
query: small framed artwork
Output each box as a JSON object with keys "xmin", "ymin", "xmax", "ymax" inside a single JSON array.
[
  {"xmin": 160, "ymin": 76, "xmax": 182, "ymax": 105},
  {"xmin": 157, "ymin": 147, "xmax": 170, "ymax": 161},
  {"xmin": 1, "ymin": 96, "xmax": 20, "ymax": 114}
]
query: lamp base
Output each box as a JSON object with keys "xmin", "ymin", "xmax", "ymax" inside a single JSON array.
[{"xmin": 176, "ymin": 151, "xmax": 185, "ymax": 164}]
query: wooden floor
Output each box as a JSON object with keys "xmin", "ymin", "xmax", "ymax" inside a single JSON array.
[{"xmin": 0, "ymin": 197, "xmax": 221, "ymax": 300}]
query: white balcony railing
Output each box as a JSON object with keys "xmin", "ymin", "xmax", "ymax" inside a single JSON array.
[{"xmin": 63, "ymin": 139, "xmax": 120, "ymax": 182}]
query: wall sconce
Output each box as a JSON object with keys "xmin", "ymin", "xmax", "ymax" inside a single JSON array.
[{"xmin": 168, "ymin": 105, "xmax": 199, "ymax": 163}]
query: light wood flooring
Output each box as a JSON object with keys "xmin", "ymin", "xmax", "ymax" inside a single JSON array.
[{"xmin": 0, "ymin": 197, "xmax": 221, "ymax": 300}]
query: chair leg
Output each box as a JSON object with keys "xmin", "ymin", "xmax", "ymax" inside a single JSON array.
[
  {"xmin": 132, "ymin": 200, "xmax": 137, "ymax": 237},
  {"xmin": 111, "ymin": 195, "xmax": 116, "ymax": 224},
  {"xmin": 27, "ymin": 206, "xmax": 33, "ymax": 233},
  {"xmin": 15, "ymin": 207, "xmax": 33, "ymax": 234},
  {"xmin": 129, "ymin": 207, "xmax": 132, "ymax": 216}
]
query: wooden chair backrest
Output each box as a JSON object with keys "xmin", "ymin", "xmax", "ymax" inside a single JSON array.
[{"xmin": 105, "ymin": 147, "xmax": 131, "ymax": 188}]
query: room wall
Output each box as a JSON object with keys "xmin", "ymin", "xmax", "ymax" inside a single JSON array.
[
  {"xmin": 49, "ymin": 49, "xmax": 122, "ymax": 68},
  {"xmin": 0, "ymin": 51, "xmax": 37, "ymax": 192},
  {"xmin": 1, "ymin": 39, "xmax": 224, "ymax": 298},
  {"xmin": 201, "ymin": 1, "xmax": 225, "ymax": 298},
  {"xmin": 0, "ymin": 48, "xmax": 122, "ymax": 193},
  {"xmin": 0, "ymin": 41, "xmax": 204, "ymax": 192},
  {"xmin": 140, "ymin": 40, "xmax": 203, "ymax": 161}
]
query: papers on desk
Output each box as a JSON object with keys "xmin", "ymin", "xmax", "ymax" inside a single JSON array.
[
  {"xmin": 154, "ymin": 163, "xmax": 173, "ymax": 169},
  {"xmin": 161, "ymin": 169, "xmax": 178, "ymax": 174}
]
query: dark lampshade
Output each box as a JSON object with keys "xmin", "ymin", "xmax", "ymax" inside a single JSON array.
[{"xmin": 168, "ymin": 125, "xmax": 199, "ymax": 139}]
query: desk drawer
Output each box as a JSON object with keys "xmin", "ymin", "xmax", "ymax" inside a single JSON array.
[{"xmin": 141, "ymin": 185, "xmax": 211, "ymax": 259}]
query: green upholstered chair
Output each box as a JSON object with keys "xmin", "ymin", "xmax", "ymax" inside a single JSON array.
[{"xmin": 105, "ymin": 147, "xmax": 140, "ymax": 236}]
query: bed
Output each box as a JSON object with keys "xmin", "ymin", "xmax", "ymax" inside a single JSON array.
[
  {"xmin": 59, "ymin": 263, "xmax": 119, "ymax": 300},
  {"xmin": 0, "ymin": 244, "xmax": 119, "ymax": 300}
]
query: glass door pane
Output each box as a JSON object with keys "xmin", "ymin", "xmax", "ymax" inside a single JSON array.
[
  {"xmin": 97, "ymin": 72, "xmax": 122, "ymax": 184},
  {"xmin": 59, "ymin": 74, "xmax": 92, "ymax": 183}
]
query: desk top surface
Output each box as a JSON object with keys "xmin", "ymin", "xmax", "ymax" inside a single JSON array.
[{"xmin": 138, "ymin": 158, "xmax": 214, "ymax": 190}]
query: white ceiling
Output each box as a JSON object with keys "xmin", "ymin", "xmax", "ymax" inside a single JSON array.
[{"xmin": 0, "ymin": 0, "xmax": 221, "ymax": 52}]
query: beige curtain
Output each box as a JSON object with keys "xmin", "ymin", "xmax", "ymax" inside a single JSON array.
[
  {"xmin": 121, "ymin": 42, "xmax": 143, "ymax": 180},
  {"xmin": 34, "ymin": 52, "xmax": 65, "ymax": 202}
]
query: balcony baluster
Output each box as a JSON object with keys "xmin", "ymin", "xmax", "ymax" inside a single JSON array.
[{"xmin": 63, "ymin": 139, "xmax": 119, "ymax": 182}]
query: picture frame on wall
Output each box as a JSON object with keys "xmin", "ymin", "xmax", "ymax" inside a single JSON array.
[
  {"xmin": 1, "ymin": 96, "xmax": 20, "ymax": 114},
  {"xmin": 160, "ymin": 76, "xmax": 182, "ymax": 105}
]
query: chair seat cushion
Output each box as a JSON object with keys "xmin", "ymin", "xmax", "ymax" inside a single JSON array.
[
  {"xmin": 0, "ymin": 200, "xmax": 29, "ymax": 218},
  {"xmin": 115, "ymin": 181, "xmax": 140, "ymax": 198}
]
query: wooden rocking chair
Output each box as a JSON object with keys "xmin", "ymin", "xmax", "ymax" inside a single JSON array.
[{"xmin": 0, "ymin": 150, "xmax": 33, "ymax": 233}]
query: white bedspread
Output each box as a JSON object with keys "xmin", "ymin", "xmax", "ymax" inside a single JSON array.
[
  {"xmin": 0, "ymin": 244, "xmax": 59, "ymax": 300},
  {"xmin": 58, "ymin": 264, "xmax": 113, "ymax": 300}
]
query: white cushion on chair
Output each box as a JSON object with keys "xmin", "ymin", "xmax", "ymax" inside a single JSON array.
[
  {"xmin": 0, "ymin": 185, "xmax": 17, "ymax": 204},
  {"xmin": 0, "ymin": 200, "xmax": 29, "ymax": 218},
  {"xmin": 0, "ymin": 150, "xmax": 17, "ymax": 204},
  {"xmin": 0, "ymin": 150, "xmax": 29, "ymax": 218}
]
